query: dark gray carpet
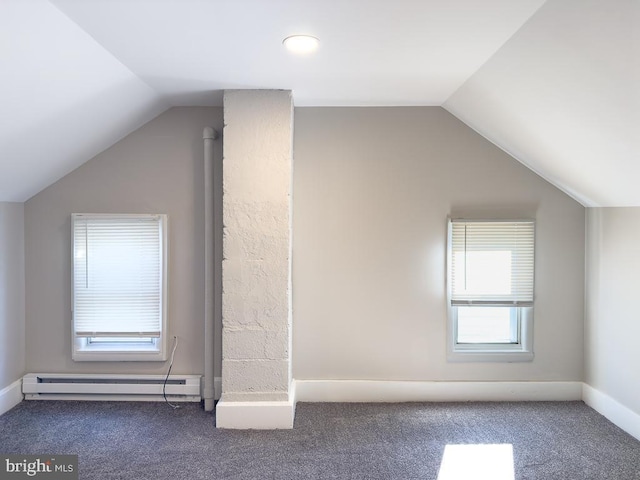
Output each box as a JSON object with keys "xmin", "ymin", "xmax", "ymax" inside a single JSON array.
[{"xmin": 1, "ymin": 401, "xmax": 639, "ymax": 479}]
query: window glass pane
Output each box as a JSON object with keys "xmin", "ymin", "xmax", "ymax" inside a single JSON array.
[{"xmin": 457, "ymin": 307, "xmax": 517, "ymax": 344}]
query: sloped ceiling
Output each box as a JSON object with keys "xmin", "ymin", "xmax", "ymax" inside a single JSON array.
[
  {"xmin": 0, "ymin": 0, "xmax": 167, "ymax": 202},
  {"xmin": 445, "ymin": 0, "xmax": 640, "ymax": 207},
  {"xmin": 1, "ymin": 0, "xmax": 637, "ymax": 206}
]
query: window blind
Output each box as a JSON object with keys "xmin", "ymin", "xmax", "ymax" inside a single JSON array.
[
  {"xmin": 450, "ymin": 220, "xmax": 534, "ymax": 306},
  {"xmin": 72, "ymin": 214, "xmax": 164, "ymax": 338}
]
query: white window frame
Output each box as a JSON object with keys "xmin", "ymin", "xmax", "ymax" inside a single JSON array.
[
  {"xmin": 446, "ymin": 219, "xmax": 534, "ymax": 362},
  {"xmin": 71, "ymin": 213, "xmax": 168, "ymax": 362}
]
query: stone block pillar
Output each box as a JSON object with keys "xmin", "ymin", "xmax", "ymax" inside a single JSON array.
[{"xmin": 216, "ymin": 90, "xmax": 294, "ymax": 429}]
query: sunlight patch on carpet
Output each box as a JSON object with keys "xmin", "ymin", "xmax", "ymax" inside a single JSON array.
[{"xmin": 437, "ymin": 444, "xmax": 514, "ymax": 480}]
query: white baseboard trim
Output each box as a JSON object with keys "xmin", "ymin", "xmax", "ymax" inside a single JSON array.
[
  {"xmin": 216, "ymin": 397, "xmax": 296, "ymax": 429},
  {"xmin": 582, "ymin": 384, "xmax": 640, "ymax": 442},
  {"xmin": 0, "ymin": 379, "xmax": 23, "ymax": 416},
  {"xmin": 295, "ymin": 380, "xmax": 583, "ymax": 403}
]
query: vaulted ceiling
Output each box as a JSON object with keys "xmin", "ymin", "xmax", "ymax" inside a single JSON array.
[{"xmin": 1, "ymin": 0, "xmax": 637, "ymax": 206}]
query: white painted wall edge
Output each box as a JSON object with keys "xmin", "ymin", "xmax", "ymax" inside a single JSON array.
[
  {"xmin": 0, "ymin": 379, "xmax": 23, "ymax": 416},
  {"xmin": 216, "ymin": 398, "xmax": 296, "ymax": 429},
  {"xmin": 583, "ymin": 384, "xmax": 640, "ymax": 442},
  {"xmin": 294, "ymin": 380, "xmax": 583, "ymax": 403}
]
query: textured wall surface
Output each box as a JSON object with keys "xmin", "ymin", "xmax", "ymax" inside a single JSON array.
[
  {"xmin": 0, "ymin": 202, "xmax": 25, "ymax": 389},
  {"xmin": 221, "ymin": 90, "xmax": 293, "ymax": 402},
  {"xmin": 293, "ymin": 107, "xmax": 585, "ymax": 382}
]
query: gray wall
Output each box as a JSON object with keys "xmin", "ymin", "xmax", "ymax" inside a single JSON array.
[
  {"xmin": 21, "ymin": 105, "xmax": 585, "ymax": 386},
  {"xmin": 0, "ymin": 203, "xmax": 25, "ymax": 389},
  {"xmin": 24, "ymin": 107, "xmax": 223, "ymax": 376},
  {"xmin": 293, "ymin": 107, "xmax": 585, "ymax": 381},
  {"xmin": 586, "ymin": 208, "xmax": 640, "ymax": 414}
]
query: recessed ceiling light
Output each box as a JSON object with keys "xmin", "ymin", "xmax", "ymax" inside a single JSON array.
[{"xmin": 283, "ymin": 35, "xmax": 319, "ymax": 55}]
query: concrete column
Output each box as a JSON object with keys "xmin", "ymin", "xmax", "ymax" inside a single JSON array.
[{"xmin": 216, "ymin": 90, "xmax": 294, "ymax": 429}]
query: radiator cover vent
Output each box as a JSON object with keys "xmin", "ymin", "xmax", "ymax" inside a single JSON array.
[{"xmin": 23, "ymin": 373, "xmax": 201, "ymax": 402}]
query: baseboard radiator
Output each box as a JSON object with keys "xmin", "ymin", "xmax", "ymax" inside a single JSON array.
[{"xmin": 22, "ymin": 373, "xmax": 202, "ymax": 403}]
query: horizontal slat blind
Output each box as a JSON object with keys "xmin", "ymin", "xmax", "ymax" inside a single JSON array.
[
  {"xmin": 450, "ymin": 220, "xmax": 534, "ymax": 306},
  {"xmin": 73, "ymin": 214, "xmax": 164, "ymax": 337}
]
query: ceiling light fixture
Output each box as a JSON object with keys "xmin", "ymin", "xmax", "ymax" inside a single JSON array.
[{"xmin": 283, "ymin": 35, "xmax": 319, "ymax": 54}]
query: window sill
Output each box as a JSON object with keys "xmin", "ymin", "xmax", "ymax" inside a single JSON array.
[
  {"xmin": 447, "ymin": 349, "xmax": 534, "ymax": 363},
  {"xmin": 73, "ymin": 339, "xmax": 167, "ymax": 362},
  {"xmin": 73, "ymin": 351, "xmax": 167, "ymax": 362}
]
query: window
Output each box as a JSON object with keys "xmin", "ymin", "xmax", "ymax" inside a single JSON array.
[
  {"xmin": 447, "ymin": 219, "xmax": 534, "ymax": 362},
  {"xmin": 72, "ymin": 214, "xmax": 168, "ymax": 361}
]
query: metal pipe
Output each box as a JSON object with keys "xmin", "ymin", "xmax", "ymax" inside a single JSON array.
[{"xmin": 203, "ymin": 126, "xmax": 218, "ymax": 411}]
